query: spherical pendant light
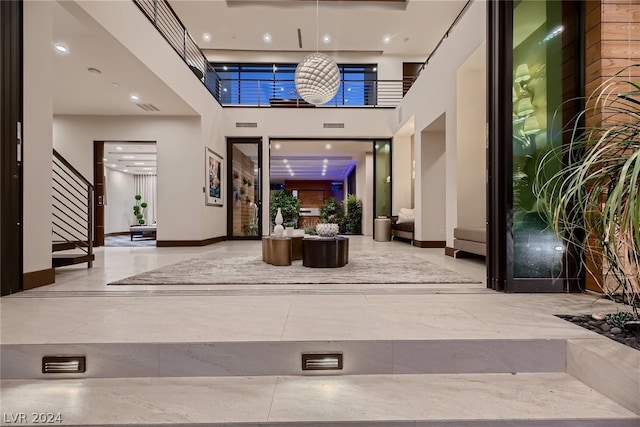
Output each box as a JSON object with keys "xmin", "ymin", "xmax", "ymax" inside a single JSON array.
[{"xmin": 295, "ymin": 53, "xmax": 340, "ymax": 105}]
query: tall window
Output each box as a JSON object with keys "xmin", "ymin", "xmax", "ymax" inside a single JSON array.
[{"xmin": 211, "ymin": 63, "xmax": 377, "ymax": 106}]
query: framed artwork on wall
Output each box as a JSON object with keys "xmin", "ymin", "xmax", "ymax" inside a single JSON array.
[{"xmin": 205, "ymin": 147, "xmax": 223, "ymax": 206}]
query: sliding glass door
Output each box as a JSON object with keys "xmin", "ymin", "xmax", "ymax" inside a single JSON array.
[{"xmin": 227, "ymin": 138, "xmax": 262, "ymax": 239}]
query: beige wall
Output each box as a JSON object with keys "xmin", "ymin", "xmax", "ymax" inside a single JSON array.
[
  {"xmin": 392, "ymin": 133, "xmax": 413, "ymax": 213},
  {"xmin": 456, "ymin": 44, "xmax": 487, "ymax": 228},
  {"xmin": 23, "ymin": 1, "xmax": 54, "ymax": 275},
  {"xmin": 416, "ymin": 123, "xmax": 447, "ymax": 242}
]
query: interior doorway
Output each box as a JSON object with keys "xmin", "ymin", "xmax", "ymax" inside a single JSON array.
[
  {"xmin": 227, "ymin": 138, "xmax": 263, "ymax": 239},
  {"xmin": 94, "ymin": 141, "xmax": 158, "ymax": 247}
]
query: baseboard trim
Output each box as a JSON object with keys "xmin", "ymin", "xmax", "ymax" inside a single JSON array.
[
  {"xmin": 23, "ymin": 268, "xmax": 55, "ymax": 290},
  {"xmin": 445, "ymin": 246, "xmax": 456, "ymax": 257},
  {"xmin": 105, "ymin": 231, "xmax": 130, "ymax": 237},
  {"xmin": 157, "ymin": 236, "xmax": 227, "ymax": 247},
  {"xmin": 414, "ymin": 240, "xmax": 446, "ymax": 249}
]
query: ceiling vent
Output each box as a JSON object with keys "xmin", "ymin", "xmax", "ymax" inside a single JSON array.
[
  {"xmin": 136, "ymin": 103, "xmax": 160, "ymax": 112},
  {"xmin": 323, "ymin": 123, "xmax": 345, "ymax": 129},
  {"xmin": 236, "ymin": 122, "xmax": 258, "ymax": 128}
]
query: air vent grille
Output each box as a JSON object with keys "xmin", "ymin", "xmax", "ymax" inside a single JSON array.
[
  {"xmin": 236, "ymin": 122, "xmax": 258, "ymax": 128},
  {"xmin": 302, "ymin": 353, "xmax": 343, "ymax": 371},
  {"xmin": 323, "ymin": 123, "xmax": 345, "ymax": 129},
  {"xmin": 42, "ymin": 356, "xmax": 86, "ymax": 374},
  {"xmin": 136, "ymin": 103, "xmax": 160, "ymax": 112}
]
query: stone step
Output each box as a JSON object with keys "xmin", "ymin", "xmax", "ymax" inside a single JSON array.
[
  {"xmin": 1, "ymin": 338, "xmax": 565, "ymax": 379},
  {"xmin": 1, "ymin": 373, "xmax": 637, "ymax": 426}
]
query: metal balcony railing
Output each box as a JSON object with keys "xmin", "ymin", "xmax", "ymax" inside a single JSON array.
[
  {"xmin": 215, "ymin": 79, "xmax": 404, "ymax": 108},
  {"xmin": 131, "ymin": 0, "xmax": 406, "ymax": 108}
]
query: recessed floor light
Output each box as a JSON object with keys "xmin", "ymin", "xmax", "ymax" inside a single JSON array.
[
  {"xmin": 54, "ymin": 44, "xmax": 68, "ymax": 53},
  {"xmin": 263, "ymin": 33, "xmax": 272, "ymax": 43},
  {"xmin": 202, "ymin": 33, "xmax": 211, "ymax": 42}
]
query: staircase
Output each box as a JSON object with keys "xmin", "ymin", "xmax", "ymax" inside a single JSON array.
[
  {"xmin": 51, "ymin": 149, "xmax": 94, "ymax": 268},
  {"xmin": 1, "ymin": 291, "xmax": 638, "ymax": 426}
]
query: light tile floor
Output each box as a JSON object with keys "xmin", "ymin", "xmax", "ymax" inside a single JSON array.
[{"xmin": 1, "ymin": 237, "xmax": 638, "ymax": 426}]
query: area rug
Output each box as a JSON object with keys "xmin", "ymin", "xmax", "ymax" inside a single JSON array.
[{"xmin": 108, "ymin": 252, "xmax": 480, "ymax": 285}]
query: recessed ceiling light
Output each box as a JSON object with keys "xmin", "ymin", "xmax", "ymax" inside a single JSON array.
[
  {"xmin": 148, "ymin": 172, "xmax": 153, "ymax": 175},
  {"xmin": 274, "ymin": 143, "xmax": 281, "ymax": 149},
  {"xmin": 322, "ymin": 34, "xmax": 331, "ymax": 44},
  {"xmin": 116, "ymin": 146, "xmax": 123, "ymax": 150},
  {"xmin": 223, "ymin": 88, "xmax": 228, "ymax": 92},
  {"xmin": 286, "ymin": 164, "xmax": 291, "ymax": 169},
  {"xmin": 202, "ymin": 33, "xmax": 211, "ymax": 42},
  {"xmin": 111, "ymin": 82, "xmax": 119, "ymax": 87},
  {"xmin": 290, "ymin": 172, "xmax": 294, "ymax": 176},
  {"xmin": 134, "ymin": 162, "xmax": 144, "ymax": 165},
  {"xmin": 87, "ymin": 67, "xmax": 101, "ymax": 74},
  {"xmin": 124, "ymin": 169, "xmax": 128, "ymax": 172},
  {"xmin": 322, "ymin": 172, "xmax": 326, "ymax": 176},
  {"xmin": 130, "ymin": 94, "xmax": 140, "ymax": 101},
  {"xmin": 373, "ymin": 67, "xmax": 377, "ymax": 72},
  {"xmin": 111, "ymin": 164, "xmax": 116, "ymax": 168},
  {"xmin": 323, "ymin": 159, "xmax": 328, "ymax": 164},
  {"xmin": 263, "ymin": 33, "xmax": 272, "ymax": 43},
  {"xmin": 223, "ymin": 65, "xmax": 228, "ymax": 71},
  {"xmin": 383, "ymin": 36, "xmax": 391, "ymax": 44},
  {"xmin": 102, "ymin": 158, "xmax": 108, "ymax": 161},
  {"xmin": 142, "ymin": 167, "xmax": 152, "ymax": 170},
  {"xmin": 123, "ymin": 155, "xmax": 135, "ymax": 159},
  {"xmin": 325, "ymin": 144, "xmax": 332, "ymax": 150},
  {"xmin": 54, "ymin": 44, "xmax": 68, "ymax": 53},
  {"xmin": 283, "ymin": 159, "xmax": 288, "ymax": 163},
  {"xmin": 347, "ymin": 87, "xmax": 352, "ymax": 92}
]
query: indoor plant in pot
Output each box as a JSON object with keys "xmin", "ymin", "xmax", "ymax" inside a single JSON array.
[
  {"xmin": 534, "ymin": 65, "xmax": 640, "ymax": 319},
  {"xmin": 269, "ymin": 190, "xmax": 301, "ymax": 232},
  {"xmin": 132, "ymin": 194, "xmax": 148, "ymax": 225}
]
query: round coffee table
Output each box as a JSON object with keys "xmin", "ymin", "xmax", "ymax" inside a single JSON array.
[{"xmin": 302, "ymin": 236, "xmax": 349, "ymax": 268}]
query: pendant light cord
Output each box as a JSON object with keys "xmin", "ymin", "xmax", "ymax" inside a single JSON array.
[{"xmin": 316, "ymin": 0, "xmax": 319, "ymax": 52}]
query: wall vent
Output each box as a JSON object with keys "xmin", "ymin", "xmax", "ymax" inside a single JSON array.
[
  {"xmin": 136, "ymin": 103, "xmax": 160, "ymax": 112},
  {"xmin": 42, "ymin": 356, "xmax": 86, "ymax": 374},
  {"xmin": 236, "ymin": 122, "xmax": 258, "ymax": 128},
  {"xmin": 302, "ymin": 353, "xmax": 343, "ymax": 371},
  {"xmin": 323, "ymin": 123, "xmax": 344, "ymax": 129}
]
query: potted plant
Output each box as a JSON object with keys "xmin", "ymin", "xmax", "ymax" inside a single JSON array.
[
  {"xmin": 132, "ymin": 194, "xmax": 147, "ymax": 225},
  {"xmin": 345, "ymin": 194, "xmax": 362, "ymax": 234},
  {"xmin": 320, "ymin": 197, "xmax": 345, "ymax": 232},
  {"xmin": 270, "ymin": 190, "xmax": 301, "ymax": 229},
  {"xmin": 534, "ymin": 65, "xmax": 640, "ymax": 316}
]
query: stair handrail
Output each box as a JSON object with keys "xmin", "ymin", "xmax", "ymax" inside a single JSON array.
[{"xmin": 52, "ymin": 149, "xmax": 94, "ymax": 268}]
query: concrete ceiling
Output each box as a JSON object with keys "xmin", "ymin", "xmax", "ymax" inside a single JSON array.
[
  {"xmin": 52, "ymin": 1, "xmax": 197, "ymax": 116},
  {"xmin": 170, "ymin": 0, "xmax": 468, "ymax": 56}
]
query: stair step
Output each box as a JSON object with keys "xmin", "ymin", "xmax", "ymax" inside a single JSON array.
[
  {"xmin": 1, "ymin": 373, "xmax": 637, "ymax": 426},
  {"xmin": 52, "ymin": 253, "xmax": 94, "ymax": 268},
  {"xmin": 52, "ymin": 241, "xmax": 77, "ymax": 252},
  {"xmin": 1, "ymin": 339, "xmax": 566, "ymax": 379}
]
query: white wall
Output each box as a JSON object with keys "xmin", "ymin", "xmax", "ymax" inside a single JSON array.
[
  {"xmin": 394, "ymin": 0, "xmax": 486, "ymax": 245},
  {"xmin": 105, "ymin": 168, "xmax": 135, "ymax": 234},
  {"xmin": 456, "ymin": 45, "xmax": 487, "ymax": 228},
  {"xmin": 392, "ymin": 133, "xmax": 413, "ymax": 213},
  {"xmin": 364, "ymin": 153, "xmax": 374, "ymax": 236},
  {"xmin": 24, "ymin": 1, "xmax": 53, "ymax": 275},
  {"xmin": 53, "ymin": 115, "xmax": 220, "ymax": 241},
  {"xmin": 418, "ymin": 127, "xmax": 446, "ymax": 242}
]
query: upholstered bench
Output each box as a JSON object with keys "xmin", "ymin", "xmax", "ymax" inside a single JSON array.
[{"xmin": 453, "ymin": 226, "xmax": 486, "ymax": 257}]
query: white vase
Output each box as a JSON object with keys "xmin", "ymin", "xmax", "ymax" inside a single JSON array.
[{"xmin": 274, "ymin": 207, "xmax": 284, "ymax": 238}]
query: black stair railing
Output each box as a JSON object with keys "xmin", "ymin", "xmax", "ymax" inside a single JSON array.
[{"xmin": 52, "ymin": 149, "xmax": 94, "ymax": 267}]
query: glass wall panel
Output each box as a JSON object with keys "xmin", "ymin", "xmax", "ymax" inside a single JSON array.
[
  {"xmin": 374, "ymin": 140, "xmax": 392, "ymax": 219},
  {"xmin": 512, "ymin": 0, "xmax": 564, "ymax": 278},
  {"xmin": 228, "ymin": 141, "xmax": 261, "ymax": 239}
]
